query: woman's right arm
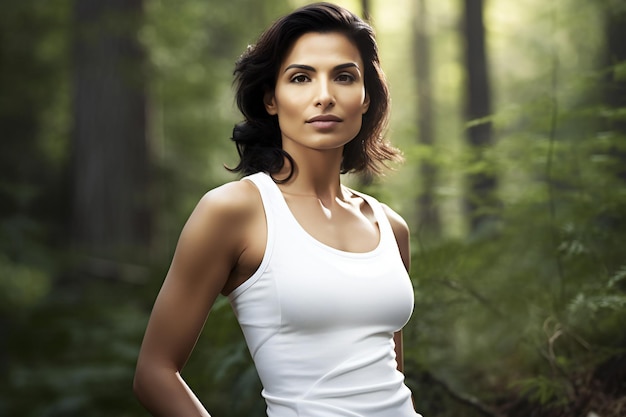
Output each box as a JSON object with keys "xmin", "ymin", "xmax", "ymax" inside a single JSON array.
[{"xmin": 133, "ymin": 182, "xmax": 255, "ymax": 417}]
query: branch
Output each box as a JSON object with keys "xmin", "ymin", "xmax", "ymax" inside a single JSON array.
[
  {"xmin": 431, "ymin": 373, "xmax": 504, "ymax": 417},
  {"xmin": 405, "ymin": 363, "xmax": 504, "ymax": 417},
  {"xmin": 440, "ymin": 277, "xmax": 504, "ymax": 317}
]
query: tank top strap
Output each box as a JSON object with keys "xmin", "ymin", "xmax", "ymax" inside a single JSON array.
[
  {"xmin": 241, "ymin": 171, "xmax": 279, "ymax": 201},
  {"xmin": 348, "ymin": 188, "xmax": 397, "ymax": 248},
  {"xmin": 240, "ymin": 171, "xmax": 293, "ymax": 226}
]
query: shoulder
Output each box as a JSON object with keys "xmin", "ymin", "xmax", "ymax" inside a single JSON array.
[
  {"xmin": 196, "ymin": 178, "xmax": 261, "ymax": 217},
  {"xmin": 381, "ymin": 203, "xmax": 411, "ymax": 271},
  {"xmin": 180, "ymin": 179, "xmax": 263, "ymax": 247},
  {"xmin": 380, "ymin": 203, "xmax": 410, "ymax": 242}
]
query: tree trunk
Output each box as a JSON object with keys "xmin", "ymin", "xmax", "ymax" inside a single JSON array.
[
  {"xmin": 461, "ymin": 0, "xmax": 498, "ymax": 235},
  {"xmin": 70, "ymin": 0, "xmax": 150, "ymax": 263},
  {"xmin": 361, "ymin": 0, "xmax": 371, "ymax": 23},
  {"xmin": 414, "ymin": 0, "xmax": 441, "ymax": 242},
  {"xmin": 604, "ymin": 3, "xmax": 626, "ymax": 183}
]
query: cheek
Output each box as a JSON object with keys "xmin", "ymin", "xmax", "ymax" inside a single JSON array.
[
  {"xmin": 347, "ymin": 91, "xmax": 368, "ymax": 118},
  {"xmin": 349, "ymin": 89, "xmax": 368, "ymax": 111},
  {"xmin": 350, "ymin": 116, "xmax": 364, "ymax": 134},
  {"xmin": 275, "ymin": 93, "xmax": 303, "ymax": 118},
  {"xmin": 274, "ymin": 96, "xmax": 302, "ymax": 135},
  {"xmin": 345, "ymin": 108, "xmax": 365, "ymax": 137}
]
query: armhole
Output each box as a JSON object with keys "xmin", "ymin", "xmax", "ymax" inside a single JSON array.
[{"xmin": 228, "ymin": 174, "xmax": 275, "ymax": 300}]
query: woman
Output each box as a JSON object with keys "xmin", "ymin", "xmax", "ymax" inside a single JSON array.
[{"xmin": 134, "ymin": 3, "xmax": 421, "ymax": 416}]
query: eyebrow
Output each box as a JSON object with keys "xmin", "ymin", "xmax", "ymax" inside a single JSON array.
[{"xmin": 283, "ymin": 62, "xmax": 361, "ymax": 73}]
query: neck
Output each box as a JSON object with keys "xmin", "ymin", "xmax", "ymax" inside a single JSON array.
[{"xmin": 277, "ymin": 147, "xmax": 345, "ymax": 202}]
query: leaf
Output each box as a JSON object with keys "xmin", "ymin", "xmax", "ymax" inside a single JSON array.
[{"xmin": 608, "ymin": 265, "xmax": 626, "ymax": 289}]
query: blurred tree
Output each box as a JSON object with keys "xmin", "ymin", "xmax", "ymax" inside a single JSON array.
[
  {"xmin": 70, "ymin": 0, "xmax": 151, "ymax": 265},
  {"xmin": 0, "ymin": 0, "xmax": 69, "ymax": 394},
  {"xmin": 461, "ymin": 0, "xmax": 498, "ymax": 234},
  {"xmin": 0, "ymin": 6, "xmax": 52, "ymax": 220},
  {"xmin": 413, "ymin": 0, "xmax": 442, "ymax": 242},
  {"xmin": 361, "ymin": 0, "xmax": 371, "ymax": 22},
  {"xmin": 0, "ymin": 0, "xmax": 69, "ymax": 256},
  {"xmin": 603, "ymin": 0, "xmax": 626, "ymax": 183},
  {"xmin": 356, "ymin": 0, "xmax": 374, "ymax": 187}
]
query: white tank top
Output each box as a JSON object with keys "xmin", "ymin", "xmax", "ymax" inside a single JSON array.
[{"xmin": 228, "ymin": 172, "xmax": 421, "ymax": 417}]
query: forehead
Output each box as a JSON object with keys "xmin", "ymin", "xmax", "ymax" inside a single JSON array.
[{"xmin": 280, "ymin": 32, "xmax": 363, "ymax": 69}]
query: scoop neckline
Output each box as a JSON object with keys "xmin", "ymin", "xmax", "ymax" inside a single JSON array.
[{"xmin": 266, "ymin": 175, "xmax": 384, "ymax": 258}]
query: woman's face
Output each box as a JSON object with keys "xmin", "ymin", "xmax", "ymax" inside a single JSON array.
[{"xmin": 264, "ymin": 31, "xmax": 370, "ymax": 155}]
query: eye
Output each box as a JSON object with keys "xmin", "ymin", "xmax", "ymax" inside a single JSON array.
[
  {"xmin": 335, "ymin": 73, "xmax": 356, "ymax": 83},
  {"xmin": 290, "ymin": 74, "xmax": 310, "ymax": 83}
]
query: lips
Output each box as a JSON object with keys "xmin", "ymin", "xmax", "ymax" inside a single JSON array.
[
  {"xmin": 307, "ymin": 114, "xmax": 342, "ymax": 123},
  {"xmin": 306, "ymin": 114, "xmax": 343, "ymax": 130}
]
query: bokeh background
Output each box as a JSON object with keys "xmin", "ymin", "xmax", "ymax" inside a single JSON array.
[{"xmin": 1, "ymin": 0, "xmax": 625, "ymax": 416}]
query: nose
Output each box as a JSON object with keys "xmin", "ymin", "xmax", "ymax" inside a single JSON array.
[{"xmin": 315, "ymin": 79, "xmax": 335, "ymax": 108}]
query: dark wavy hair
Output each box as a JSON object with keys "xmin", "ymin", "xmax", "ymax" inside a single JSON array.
[{"xmin": 228, "ymin": 2, "xmax": 401, "ymax": 180}]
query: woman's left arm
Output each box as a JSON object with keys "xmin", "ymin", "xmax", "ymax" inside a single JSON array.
[{"xmin": 382, "ymin": 204, "xmax": 411, "ymax": 373}]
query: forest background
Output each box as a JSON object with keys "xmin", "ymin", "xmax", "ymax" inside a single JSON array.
[{"xmin": 1, "ymin": 0, "xmax": 625, "ymax": 416}]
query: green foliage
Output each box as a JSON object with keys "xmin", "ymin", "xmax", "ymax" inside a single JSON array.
[
  {"xmin": 1, "ymin": 281, "xmax": 149, "ymax": 417},
  {"xmin": 513, "ymin": 376, "xmax": 571, "ymax": 406},
  {"xmin": 0, "ymin": 0, "xmax": 71, "ymax": 217},
  {"xmin": 0, "ymin": 255, "xmax": 50, "ymax": 311},
  {"xmin": 400, "ymin": 1, "xmax": 626, "ymax": 413},
  {"xmin": 405, "ymin": 169, "xmax": 626, "ymax": 415}
]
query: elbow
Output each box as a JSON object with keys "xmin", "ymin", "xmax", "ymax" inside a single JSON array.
[
  {"xmin": 133, "ymin": 360, "xmax": 178, "ymax": 406},
  {"xmin": 133, "ymin": 362, "xmax": 151, "ymax": 402},
  {"xmin": 132, "ymin": 370, "xmax": 142, "ymax": 397},
  {"xmin": 133, "ymin": 368, "xmax": 144, "ymax": 399}
]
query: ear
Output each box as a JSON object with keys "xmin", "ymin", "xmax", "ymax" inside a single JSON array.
[
  {"xmin": 264, "ymin": 90, "xmax": 278, "ymax": 116},
  {"xmin": 362, "ymin": 91, "xmax": 370, "ymax": 114}
]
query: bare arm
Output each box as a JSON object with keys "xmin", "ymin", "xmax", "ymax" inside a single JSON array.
[
  {"xmin": 133, "ymin": 182, "xmax": 259, "ymax": 417},
  {"xmin": 382, "ymin": 204, "xmax": 411, "ymax": 373}
]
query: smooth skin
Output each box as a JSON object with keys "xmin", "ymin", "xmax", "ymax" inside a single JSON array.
[{"xmin": 133, "ymin": 32, "xmax": 411, "ymax": 417}]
